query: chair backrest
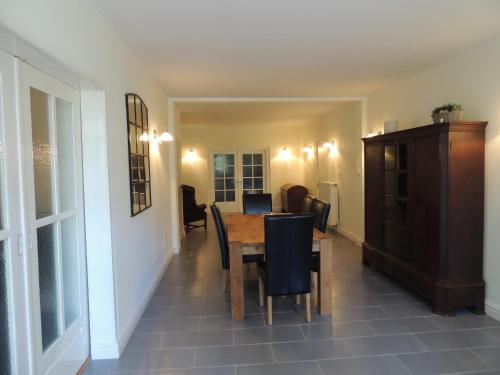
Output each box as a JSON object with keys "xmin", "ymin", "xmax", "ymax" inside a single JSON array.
[
  {"xmin": 181, "ymin": 184, "xmax": 198, "ymax": 212},
  {"xmin": 311, "ymin": 198, "xmax": 331, "ymax": 233},
  {"xmin": 302, "ymin": 195, "xmax": 316, "ymax": 213},
  {"xmin": 243, "ymin": 193, "xmax": 272, "ymax": 214},
  {"xmin": 264, "ymin": 214, "xmax": 314, "ymax": 296},
  {"xmin": 210, "ymin": 203, "xmax": 230, "ymax": 269}
]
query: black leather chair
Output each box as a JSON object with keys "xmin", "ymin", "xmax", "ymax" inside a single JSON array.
[
  {"xmin": 302, "ymin": 195, "xmax": 316, "ymax": 213},
  {"xmin": 181, "ymin": 184, "xmax": 207, "ymax": 232},
  {"xmin": 310, "ymin": 199, "xmax": 331, "ymax": 273},
  {"xmin": 243, "ymin": 193, "xmax": 272, "ymax": 214},
  {"xmin": 257, "ymin": 213, "xmax": 314, "ymax": 325},
  {"xmin": 210, "ymin": 202, "xmax": 262, "ymax": 291}
]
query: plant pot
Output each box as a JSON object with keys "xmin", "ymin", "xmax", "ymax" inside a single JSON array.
[{"xmin": 432, "ymin": 109, "xmax": 464, "ymax": 123}]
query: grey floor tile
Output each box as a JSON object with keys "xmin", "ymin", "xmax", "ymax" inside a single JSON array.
[
  {"xmin": 367, "ymin": 317, "xmax": 441, "ymax": 335},
  {"xmin": 149, "ymin": 295, "xmax": 205, "ymax": 307},
  {"xmin": 343, "ymin": 294, "xmax": 407, "ymax": 308},
  {"xmin": 332, "ymin": 307, "xmax": 390, "ymax": 322},
  {"xmin": 153, "ymin": 367, "xmax": 236, "ymax": 375},
  {"xmin": 318, "ymin": 355, "xmax": 411, "ymax": 375},
  {"xmin": 416, "ymin": 329, "xmax": 498, "ymax": 350},
  {"xmin": 300, "ymin": 321, "xmax": 373, "ymax": 340},
  {"xmin": 481, "ymin": 328, "xmax": 500, "ymax": 343},
  {"xmin": 382, "ymin": 303, "xmax": 435, "ymax": 318},
  {"xmin": 171, "ymin": 303, "xmax": 232, "ymax": 317},
  {"xmin": 267, "ymin": 311, "xmax": 331, "ymax": 326},
  {"xmin": 237, "ymin": 361, "xmax": 322, "ymax": 375},
  {"xmin": 126, "ymin": 330, "xmax": 233, "ymax": 350},
  {"xmin": 234, "ymin": 326, "xmax": 304, "ymax": 344},
  {"xmin": 426, "ymin": 314, "xmax": 500, "ymax": 331},
  {"xmin": 398, "ymin": 349, "xmax": 492, "ymax": 374},
  {"xmin": 106, "ymin": 348, "xmax": 195, "ymax": 372},
  {"xmin": 473, "ymin": 346, "xmax": 500, "ymax": 369},
  {"xmin": 141, "ymin": 307, "xmax": 175, "ymax": 320},
  {"xmin": 345, "ymin": 334, "xmax": 427, "ymax": 356},
  {"xmin": 271, "ymin": 339, "xmax": 351, "ymax": 361},
  {"xmin": 133, "ymin": 317, "xmax": 200, "ymax": 334},
  {"xmin": 200, "ymin": 314, "xmax": 265, "ymax": 330},
  {"xmin": 195, "ymin": 344, "xmax": 273, "ymax": 366}
]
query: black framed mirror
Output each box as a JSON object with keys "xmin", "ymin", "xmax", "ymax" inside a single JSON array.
[{"xmin": 125, "ymin": 93, "xmax": 152, "ymax": 216}]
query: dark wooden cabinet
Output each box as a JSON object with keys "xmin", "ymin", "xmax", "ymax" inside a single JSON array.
[{"xmin": 362, "ymin": 121, "xmax": 487, "ymax": 315}]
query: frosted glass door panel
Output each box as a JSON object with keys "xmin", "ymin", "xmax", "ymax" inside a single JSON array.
[
  {"xmin": 56, "ymin": 98, "xmax": 76, "ymax": 212},
  {"xmin": 37, "ymin": 224, "xmax": 61, "ymax": 351},
  {"xmin": 61, "ymin": 217, "xmax": 79, "ymax": 328},
  {"xmin": 0, "ymin": 242, "xmax": 12, "ymax": 375},
  {"xmin": 30, "ymin": 87, "xmax": 55, "ymax": 219}
]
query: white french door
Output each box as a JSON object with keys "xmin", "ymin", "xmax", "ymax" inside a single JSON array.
[
  {"xmin": 0, "ymin": 48, "xmax": 30, "ymax": 375},
  {"xmin": 18, "ymin": 62, "xmax": 89, "ymax": 375},
  {"xmin": 210, "ymin": 149, "xmax": 269, "ymax": 212}
]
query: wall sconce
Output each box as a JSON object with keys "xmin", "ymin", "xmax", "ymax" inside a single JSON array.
[
  {"xmin": 139, "ymin": 129, "xmax": 174, "ymax": 144},
  {"xmin": 279, "ymin": 147, "xmax": 292, "ymax": 160},
  {"xmin": 322, "ymin": 140, "xmax": 335, "ymax": 150},
  {"xmin": 302, "ymin": 146, "xmax": 314, "ymax": 153},
  {"xmin": 184, "ymin": 148, "xmax": 197, "ymax": 162}
]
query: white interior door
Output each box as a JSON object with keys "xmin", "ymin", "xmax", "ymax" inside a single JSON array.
[
  {"xmin": 0, "ymin": 49, "xmax": 30, "ymax": 375},
  {"xmin": 210, "ymin": 149, "xmax": 269, "ymax": 212},
  {"xmin": 19, "ymin": 62, "xmax": 89, "ymax": 375}
]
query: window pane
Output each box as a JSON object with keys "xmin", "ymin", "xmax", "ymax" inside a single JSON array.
[
  {"xmin": 141, "ymin": 103, "xmax": 148, "ymax": 130},
  {"xmin": 30, "ymin": 88, "xmax": 55, "ymax": 219},
  {"xmin": 254, "ymin": 178, "xmax": 263, "ymax": 189},
  {"xmin": 129, "ymin": 125, "xmax": 137, "ymax": 154},
  {"xmin": 144, "ymin": 157, "xmax": 150, "ymax": 181},
  {"xmin": 225, "ymin": 178, "xmax": 234, "ymax": 189},
  {"xmin": 145, "ymin": 183, "xmax": 151, "ymax": 207},
  {"xmin": 132, "ymin": 185, "xmax": 139, "ymax": 214},
  {"xmin": 253, "ymin": 154, "xmax": 263, "ymax": 165},
  {"xmin": 137, "ymin": 157, "xmax": 145, "ymax": 182},
  {"xmin": 253, "ymin": 166, "xmax": 263, "ymax": 177},
  {"xmin": 56, "ymin": 98, "xmax": 76, "ymax": 212},
  {"xmin": 225, "ymin": 154, "xmax": 234, "ymax": 165},
  {"xmin": 135, "ymin": 98, "xmax": 142, "ymax": 127},
  {"xmin": 243, "ymin": 178, "xmax": 253, "ymax": 189},
  {"xmin": 214, "ymin": 179, "xmax": 224, "ymax": 190},
  {"xmin": 255, "ymin": 189, "xmax": 263, "ymax": 194},
  {"xmin": 136, "ymin": 130, "xmax": 143, "ymax": 155},
  {"xmin": 127, "ymin": 96, "xmax": 135, "ymax": 124},
  {"xmin": 37, "ymin": 224, "xmax": 60, "ymax": 351},
  {"xmin": 243, "ymin": 166, "xmax": 252, "ymax": 177},
  {"xmin": 242, "ymin": 154, "xmax": 252, "ymax": 165},
  {"xmin": 0, "ymin": 241, "xmax": 12, "ymax": 375},
  {"xmin": 61, "ymin": 217, "xmax": 79, "ymax": 329},
  {"xmin": 214, "ymin": 165, "xmax": 224, "ymax": 178},
  {"xmin": 225, "ymin": 166, "xmax": 234, "ymax": 178},
  {"xmin": 226, "ymin": 191, "xmax": 235, "ymax": 202},
  {"xmin": 214, "ymin": 154, "xmax": 225, "ymax": 166},
  {"xmin": 215, "ymin": 191, "xmax": 225, "ymax": 202}
]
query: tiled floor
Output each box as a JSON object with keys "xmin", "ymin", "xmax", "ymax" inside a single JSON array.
[{"xmin": 84, "ymin": 221, "xmax": 500, "ymax": 375}]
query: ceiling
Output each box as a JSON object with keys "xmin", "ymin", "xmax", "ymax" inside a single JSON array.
[
  {"xmin": 177, "ymin": 101, "xmax": 344, "ymax": 127},
  {"xmin": 90, "ymin": 0, "xmax": 500, "ymax": 97}
]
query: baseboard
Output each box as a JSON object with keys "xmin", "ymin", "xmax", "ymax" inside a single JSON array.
[
  {"xmin": 486, "ymin": 299, "xmax": 500, "ymax": 321},
  {"xmin": 337, "ymin": 226, "xmax": 363, "ymax": 247},
  {"xmin": 90, "ymin": 340, "xmax": 120, "ymax": 359},
  {"xmin": 116, "ymin": 250, "xmax": 174, "ymax": 355}
]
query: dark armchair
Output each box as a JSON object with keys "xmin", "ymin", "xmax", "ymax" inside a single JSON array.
[{"xmin": 181, "ymin": 184, "xmax": 207, "ymax": 232}]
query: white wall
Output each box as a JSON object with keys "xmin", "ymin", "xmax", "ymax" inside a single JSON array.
[
  {"xmin": 0, "ymin": 0, "xmax": 173, "ymax": 358},
  {"xmin": 366, "ymin": 36, "xmax": 500, "ymax": 319},
  {"xmin": 300, "ymin": 102, "xmax": 364, "ymax": 243},
  {"xmin": 180, "ymin": 125, "xmax": 303, "ymax": 211}
]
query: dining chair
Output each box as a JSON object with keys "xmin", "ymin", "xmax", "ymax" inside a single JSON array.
[
  {"xmin": 310, "ymin": 199, "xmax": 331, "ymax": 302},
  {"xmin": 181, "ymin": 184, "xmax": 207, "ymax": 232},
  {"xmin": 210, "ymin": 202, "xmax": 263, "ymax": 291},
  {"xmin": 242, "ymin": 193, "xmax": 273, "ymax": 214},
  {"xmin": 302, "ymin": 195, "xmax": 316, "ymax": 213},
  {"xmin": 257, "ymin": 213, "xmax": 314, "ymax": 325}
]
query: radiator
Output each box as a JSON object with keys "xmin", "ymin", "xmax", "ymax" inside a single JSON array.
[{"xmin": 318, "ymin": 181, "xmax": 339, "ymax": 226}]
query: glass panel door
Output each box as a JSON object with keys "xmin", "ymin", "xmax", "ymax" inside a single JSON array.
[
  {"xmin": 241, "ymin": 152, "xmax": 265, "ymax": 195},
  {"xmin": 211, "ymin": 151, "xmax": 239, "ymax": 212},
  {"xmin": 21, "ymin": 62, "xmax": 88, "ymax": 375}
]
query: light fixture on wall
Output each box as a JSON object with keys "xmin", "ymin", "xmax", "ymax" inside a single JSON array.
[
  {"xmin": 279, "ymin": 147, "xmax": 292, "ymax": 160},
  {"xmin": 302, "ymin": 145, "xmax": 314, "ymax": 153},
  {"xmin": 184, "ymin": 148, "xmax": 197, "ymax": 162},
  {"xmin": 322, "ymin": 139, "xmax": 335, "ymax": 150},
  {"xmin": 139, "ymin": 129, "xmax": 174, "ymax": 144}
]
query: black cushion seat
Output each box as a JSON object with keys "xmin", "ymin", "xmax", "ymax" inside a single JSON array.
[{"xmin": 243, "ymin": 193, "xmax": 272, "ymax": 214}]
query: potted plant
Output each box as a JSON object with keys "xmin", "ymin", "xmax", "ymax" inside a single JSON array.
[{"xmin": 431, "ymin": 103, "xmax": 464, "ymax": 123}]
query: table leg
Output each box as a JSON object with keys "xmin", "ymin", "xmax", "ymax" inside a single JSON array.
[
  {"xmin": 229, "ymin": 241, "xmax": 244, "ymax": 320},
  {"xmin": 318, "ymin": 238, "xmax": 333, "ymax": 314}
]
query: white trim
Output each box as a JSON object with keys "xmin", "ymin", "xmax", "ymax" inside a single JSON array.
[
  {"xmin": 167, "ymin": 99, "xmax": 180, "ymax": 254},
  {"xmin": 338, "ymin": 226, "xmax": 363, "ymax": 247},
  {"xmin": 485, "ymin": 300, "xmax": 500, "ymax": 322},
  {"xmin": 116, "ymin": 252, "xmax": 174, "ymax": 355},
  {"xmin": 89, "ymin": 340, "xmax": 120, "ymax": 360}
]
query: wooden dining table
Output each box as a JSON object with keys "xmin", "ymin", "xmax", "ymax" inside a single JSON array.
[{"xmin": 225, "ymin": 213, "xmax": 333, "ymax": 320}]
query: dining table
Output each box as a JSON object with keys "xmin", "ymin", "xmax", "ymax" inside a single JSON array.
[{"xmin": 225, "ymin": 213, "xmax": 333, "ymax": 320}]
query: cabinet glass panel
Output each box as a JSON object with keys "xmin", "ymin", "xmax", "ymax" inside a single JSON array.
[
  {"xmin": 384, "ymin": 223, "xmax": 396, "ymax": 252},
  {"xmin": 398, "ymin": 227, "xmax": 410, "ymax": 258},
  {"xmin": 384, "ymin": 144, "xmax": 396, "ymax": 170},
  {"xmin": 0, "ymin": 241, "xmax": 12, "ymax": 375},
  {"xmin": 213, "ymin": 153, "xmax": 235, "ymax": 202},
  {"xmin": 398, "ymin": 172, "xmax": 408, "ymax": 197},
  {"xmin": 37, "ymin": 223, "xmax": 61, "ymax": 351},
  {"xmin": 61, "ymin": 217, "xmax": 79, "ymax": 329},
  {"xmin": 397, "ymin": 199, "xmax": 408, "ymax": 224},
  {"xmin": 30, "ymin": 87, "xmax": 55, "ymax": 219},
  {"xmin": 56, "ymin": 98, "xmax": 76, "ymax": 212},
  {"xmin": 399, "ymin": 143, "xmax": 408, "ymax": 170},
  {"xmin": 385, "ymin": 172, "xmax": 396, "ymax": 195},
  {"xmin": 385, "ymin": 196, "xmax": 396, "ymax": 222}
]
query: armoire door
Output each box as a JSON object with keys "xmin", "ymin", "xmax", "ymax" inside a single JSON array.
[
  {"xmin": 19, "ymin": 62, "xmax": 89, "ymax": 375},
  {"xmin": 0, "ymin": 47, "xmax": 30, "ymax": 375}
]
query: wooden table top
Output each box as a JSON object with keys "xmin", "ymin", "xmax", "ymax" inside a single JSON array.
[{"xmin": 226, "ymin": 213, "xmax": 331, "ymax": 245}]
